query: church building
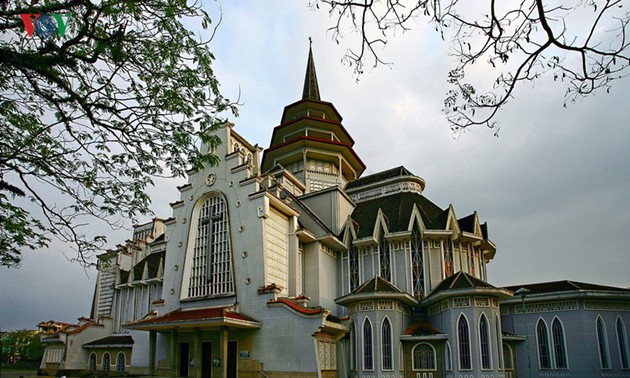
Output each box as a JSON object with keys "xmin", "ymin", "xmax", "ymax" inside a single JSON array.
[{"xmin": 38, "ymin": 48, "xmax": 630, "ymax": 378}]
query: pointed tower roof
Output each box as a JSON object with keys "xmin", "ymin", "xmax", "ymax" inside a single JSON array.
[{"xmin": 302, "ymin": 46, "xmax": 321, "ymax": 101}]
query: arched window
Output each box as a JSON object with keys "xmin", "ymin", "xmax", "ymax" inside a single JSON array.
[
  {"xmin": 88, "ymin": 353, "xmax": 96, "ymax": 370},
  {"xmin": 412, "ymin": 343, "xmax": 436, "ymax": 370},
  {"xmin": 503, "ymin": 343, "xmax": 514, "ymax": 370},
  {"xmin": 597, "ymin": 316, "xmax": 611, "ymax": 369},
  {"xmin": 617, "ymin": 317, "xmax": 629, "ymax": 369},
  {"xmin": 102, "ymin": 352, "xmax": 111, "ymax": 371},
  {"xmin": 458, "ymin": 315, "xmax": 472, "ymax": 370},
  {"xmin": 552, "ymin": 318, "xmax": 568, "ymax": 369},
  {"xmin": 116, "ymin": 352, "xmax": 125, "ymax": 372},
  {"xmin": 479, "ymin": 314, "xmax": 491, "ymax": 369},
  {"xmin": 381, "ymin": 317, "xmax": 393, "ymax": 370},
  {"xmin": 536, "ymin": 319, "xmax": 552, "ymax": 369},
  {"xmin": 363, "ymin": 318, "xmax": 373, "ymax": 370},
  {"xmin": 184, "ymin": 194, "xmax": 234, "ymax": 298},
  {"xmin": 445, "ymin": 342, "xmax": 453, "ymax": 371}
]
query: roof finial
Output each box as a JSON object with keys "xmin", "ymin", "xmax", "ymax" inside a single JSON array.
[{"xmin": 302, "ymin": 40, "xmax": 321, "ymax": 101}]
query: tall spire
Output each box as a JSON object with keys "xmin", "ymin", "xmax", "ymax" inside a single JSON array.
[{"xmin": 302, "ymin": 42, "xmax": 321, "ymax": 101}]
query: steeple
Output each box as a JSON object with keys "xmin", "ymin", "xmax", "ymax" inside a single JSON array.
[{"xmin": 302, "ymin": 45, "xmax": 321, "ymax": 101}]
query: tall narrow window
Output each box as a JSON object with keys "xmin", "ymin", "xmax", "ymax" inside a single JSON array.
[
  {"xmin": 88, "ymin": 353, "xmax": 97, "ymax": 370},
  {"xmin": 617, "ymin": 317, "xmax": 630, "ymax": 369},
  {"xmin": 479, "ymin": 314, "xmax": 491, "ymax": 369},
  {"xmin": 469, "ymin": 246, "xmax": 476, "ymax": 276},
  {"xmin": 503, "ymin": 343, "xmax": 514, "ymax": 370},
  {"xmin": 597, "ymin": 316, "xmax": 611, "ymax": 369},
  {"xmin": 410, "ymin": 224, "xmax": 424, "ymax": 297},
  {"xmin": 444, "ymin": 237, "xmax": 454, "ymax": 277},
  {"xmin": 102, "ymin": 352, "xmax": 111, "ymax": 371},
  {"xmin": 552, "ymin": 318, "xmax": 568, "ymax": 368},
  {"xmin": 116, "ymin": 353, "xmax": 125, "ymax": 372},
  {"xmin": 537, "ymin": 319, "xmax": 552, "ymax": 369},
  {"xmin": 187, "ymin": 195, "xmax": 234, "ymax": 298},
  {"xmin": 458, "ymin": 315, "xmax": 472, "ymax": 370},
  {"xmin": 496, "ymin": 315, "xmax": 504, "ymax": 369},
  {"xmin": 363, "ymin": 318, "xmax": 373, "ymax": 370},
  {"xmin": 412, "ymin": 343, "xmax": 436, "ymax": 370},
  {"xmin": 349, "ymin": 244, "xmax": 360, "ymax": 292},
  {"xmin": 379, "ymin": 232, "xmax": 391, "ymax": 281},
  {"xmin": 382, "ymin": 317, "xmax": 393, "ymax": 370},
  {"xmin": 350, "ymin": 323, "xmax": 357, "ymax": 370},
  {"xmin": 445, "ymin": 342, "xmax": 453, "ymax": 371}
]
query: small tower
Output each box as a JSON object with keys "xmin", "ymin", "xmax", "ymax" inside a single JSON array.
[{"xmin": 261, "ymin": 46, "xmax": 365, "ymax": 193}]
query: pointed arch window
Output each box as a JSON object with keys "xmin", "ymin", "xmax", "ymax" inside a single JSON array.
[
  {"xmin": 617, "ymin": 317, "xmax": 630, "ymax": 369},
  {"xmin": 458, "ymin": 315, "xmax": 472, "ymax": 370},
  {"xmin": 116, "ymin": 353, "xmax": 125, "ymax": 372},
  {"xmin": 382, "ymin": 317, "xmax": 393, "ymax": 370},
  {"xmin": 552, "ymin": 318, "xmax": 568, "ymax": 369},
  {"xmin": 379, "ymin": 232, "xmax": 391, "ymax": 282},
  {"xmin": 444, "ymin": 237, "xmax": 454, "ymax": 277},
  {"xmin": 445, "ymin": 342, "xmax": 453, "ymax": 371},
  {"xmin": 349, "ymin": 243, "xmax": 360, "ymax": 292},
  {"xmin": 479, "ymin": 314, "xmax": 491, "ymax": 369},
  {"xmin": 102, "ymin": 352, "xmax": 111, "ymax": 371},
  {"xmin": 88, "ymin": 353, "xmax": 97, "ymax": 370},
  {"xmin": 503, "ymin": 343, "xmax": 514, "ymax": 370},
  {"xmin": 537, "ymin": 319, "xmax": 552, "ymax": 369},
  {"xmin": 495, "ymin": 315, "xmax": 504, "ymax": 369},
  {"xmin": 410, "ymin": 223, "xmax": 424, "ymax": 297},
  {"xmin": 185, "ymin": 194, "xmax": 234, "ymax": 298},
  {"xmin": 597, "ymin": 316, "xmax": 611, "ymax": 369},
  {"xmin": 412, "ymin": 343, "xmax": 436, "ymax": 370},
  {"xmin": 363, "ymin": 318, "xmax": 374, "ymax": 370}
]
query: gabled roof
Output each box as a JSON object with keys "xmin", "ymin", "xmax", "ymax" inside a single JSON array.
[
  {"xmin": 355, "ymin": 276, "xmax": 404, "ymax": 294},
  {"xmin": 504, "ymin": 280, "xmax": 630, "ymax": 294},
  {"xmin": 335, "ymin": 276, "xmax": 418, "ymax": 306},
  {"xmin": 458, "ymin": 213, "xmax": 476, "ymax": 233},
  {"xmin": 346, "ymin": 166, "xmax": 415, "ymax": 190},
  {"xmin": 421, "ymin": 272, "xmax": 513, "ymax": 305},
  {"xmin": 432, "ymin": 271, "xmax": 496, "ymax": 292}
]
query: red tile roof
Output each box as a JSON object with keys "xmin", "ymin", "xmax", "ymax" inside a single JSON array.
[
  {"xmin": 404, "ymin": 321, "xmax": 442, "ymax": 336},
  {"xmin": 268, "ymin": 298, "xmax": 325, "ymax": 315}
]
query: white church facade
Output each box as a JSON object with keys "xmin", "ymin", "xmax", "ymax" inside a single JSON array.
[{"xmin": 38, "ymin": 49, "xmax": 630, "ymax": 378}]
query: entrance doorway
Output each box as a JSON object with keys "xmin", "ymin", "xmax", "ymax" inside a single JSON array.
[
  {"xmin": 227, "ymin": 341, "xmax": 237, "ymax": 378},
  {"xmin": 201, "ymin": 342, "xmax": 212, "ymax": 378},
  {"xmin": 179, "ymin": 343, "xmax": 190, "ymax": 377}
]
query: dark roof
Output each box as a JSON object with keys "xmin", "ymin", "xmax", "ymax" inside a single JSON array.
[
  {"xmin": 458, "ymin": 213, "xmax": 476, "ymax": 233},
  {"xmin": 354, "ymin": 276, "xmax": 404, "ymax": 294},
  {"xmin": 346, "ymin": 166, "xmax": 415, "ymax": 190},
  {"xmin": 432, "ymin": 271, "xmax": 496, "ymax": 293},
  {"xmin": 302, "ymin": 46, "xmax": 321, "ymax": 101},
  {"xmin": 504, "ymin": 280, "xmax": 630, "ymax": 294},
  {"xmin": 404, "ymin": 321, "xmax": 442, "ymax": 336},
  {"xmin": 350, "ymin": 191, "xmax": 445, "ymax": 238},
  {"xmin": 83, "ymin": 335, "xmax": 134, "ymax": 347},
  {"xmin": 268, "ymin": 298, "xmax": 325, "ymax": 315}
]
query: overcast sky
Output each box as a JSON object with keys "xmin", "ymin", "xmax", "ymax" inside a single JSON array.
[{"xmin": 1, "ymin": 1, "xmax": 629, "ymax": 331}]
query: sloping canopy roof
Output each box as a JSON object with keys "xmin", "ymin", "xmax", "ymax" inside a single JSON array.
[
  {"xmin": 125, "ymin": 307, "xmax": 261, "ymax": 331},
  {"xmin": 504, "ymin": 280, "xmax": 630, "ymax": 294},
  {"xmin": 403, "ymin": 321, "xmax": 442, "ymax": 336},
  {"xmin": 346, "ymin": 166, "xmax": 416, "ymax": 190},
  {"xmin": 83, "ymin": 335, "xmax": 134, "ymax": 348},
  {"xmin": 354, "ymin": 276, "xmax": 404, "ymax": 294}
]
